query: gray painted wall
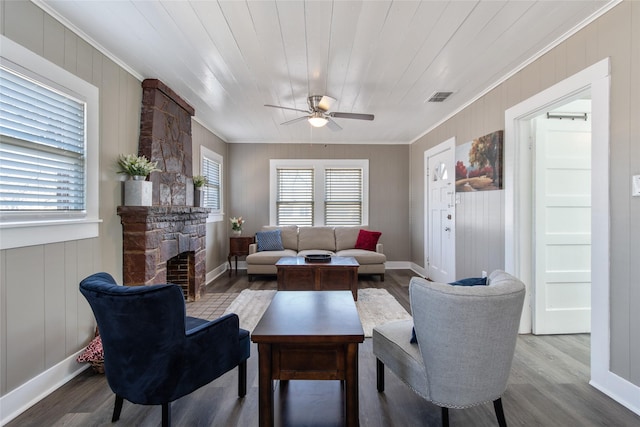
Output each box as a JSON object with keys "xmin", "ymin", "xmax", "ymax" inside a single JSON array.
[
  {"xmin": 409, "ymin": 1, "xmax": 639, "ymax": 386},
  {"xmin": 191, "ymin": 121, "xmax": 229, "ymax": 271}
]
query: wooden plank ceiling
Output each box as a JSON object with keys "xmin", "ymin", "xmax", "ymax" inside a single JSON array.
[{"xmin": 38, "ymin": 0, "xmax": 612, "ymax": 144}]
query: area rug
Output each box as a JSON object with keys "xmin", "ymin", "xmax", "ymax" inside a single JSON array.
[{"xmin": 223, "ymin": 288, "xmax": 411, "ymax": 337}]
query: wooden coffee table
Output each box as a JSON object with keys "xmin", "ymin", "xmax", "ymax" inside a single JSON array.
[
  {"xmin": 276, "ymin": 256, "xmax": 359, "ymax": 300},
  {"xmin": 251, "ymin": 291, "xmax": 365, "ymax": 427}
]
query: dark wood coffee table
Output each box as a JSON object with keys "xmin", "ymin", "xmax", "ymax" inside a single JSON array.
[
  {"xmin": 251, "ymin": 291, "xmax": 365, "ymax": 427},
  {"xmin": 276, "ymin": 256, "xmax": 360, "ymax": 300}
]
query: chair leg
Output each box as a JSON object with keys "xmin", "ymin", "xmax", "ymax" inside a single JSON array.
[
  {"xmin": 376, "ymin": 358, "xmax": 385, "ymax": 392},
  {"xmin": 238, "ymin": 360, "xmax": 247, "ymax": 398},
  {"xmin": 162, "ymin": 402, "xmax": 171, "ymax": 427},
  {"xmin": 112, "ymin": 394, "xmax": 124, "ymax": 422},
  {"xmin": 493, "ymin": 398, "xmax": 507, "ymax": 427},
  {"xmin": 441, "ymin": 407, "xmax": 449, "ymax": 427}
]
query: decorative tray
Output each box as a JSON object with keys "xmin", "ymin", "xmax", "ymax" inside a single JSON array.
[{"xmin": 305, "ymin": 254, "xmax": 332, "ymax": 263}]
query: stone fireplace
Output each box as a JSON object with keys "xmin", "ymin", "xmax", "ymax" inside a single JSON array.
[{"xmin": 118, "ymin": 79, "xmax": 208, "ymax": 301}]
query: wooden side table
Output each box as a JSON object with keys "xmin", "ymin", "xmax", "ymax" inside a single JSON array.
[{"xmin": 228, "ymin": 236, "xmax": 254, "ymax": 275}]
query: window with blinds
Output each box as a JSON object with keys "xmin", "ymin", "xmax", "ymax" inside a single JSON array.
[
  {"xmin": 325, "ymin": 168, "xmax": 362, "ymax": 226},
  {"xmin": 0, "ymin": 66, "xmax": 86, "ymax": 212},
  {"xmin": 202, "ymin": 155, "xmax": 221, "ymax": 211},
  {"xmin": 277, "ymin": 168, "xmax": 314, "ymax": 226}
]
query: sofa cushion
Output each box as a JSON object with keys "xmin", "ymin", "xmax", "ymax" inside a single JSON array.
[
  {"xmin": 355, "ymin": 229, "xmax": 382, "ymax": 251},
  {"xmin": 246, "ymin": 249, "xmax": 297, "ymax": 265},
  {"xmin": 336, "ymin": 248, "xmax": 386, "ymax": 265},
  {"xmin": 298, "ymin": 226, "xmax": 336, "ymax": 251},
  {"xmin": 256, "ymin": 229, "xmax": 284, "ymax": 251},
  {"xmin": 335, "ymin": 226, "xmax": 362, "ymax": 251},
  {"xmin": 262, "ymin": 225, "xmax": 298, "ymax": 250}
]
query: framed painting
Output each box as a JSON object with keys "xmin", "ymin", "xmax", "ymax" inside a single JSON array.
[{"xmin": 455, "ymin": 130, "xmax": 503, "ymax": 192}]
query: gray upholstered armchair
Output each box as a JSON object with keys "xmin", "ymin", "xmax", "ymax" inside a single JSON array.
[{"xmin": 373, "ymin": 270, "xmax": 525, "ymax": 426}]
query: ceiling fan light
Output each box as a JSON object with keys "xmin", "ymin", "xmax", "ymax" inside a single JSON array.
[{"xmin": 308, "ymin": 115, "xmax": 328, "ymax": 128}]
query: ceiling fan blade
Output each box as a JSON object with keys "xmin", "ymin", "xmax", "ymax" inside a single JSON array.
[
  {"xmin": 330, "ymin": 112, "xmax": 374, "ymax": 121},
  {"xmin": 326, "ymin": 117, "xmax": 342, "ymax": 131},
  {"xmin": 318, "ymin": 96, "xmax": 336, "ymax": 112},
  {"xmin": 265, "ymin": 104, "xmax": 309, "ymax": 114},
  {"xmin": 280, "ymin": 116, "xmax": 309, "ymax": 126}
]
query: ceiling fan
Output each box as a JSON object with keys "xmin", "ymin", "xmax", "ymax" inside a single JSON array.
[{"xmin": 264, "ymin": 95, "xmax": 374, "ymax": 130}]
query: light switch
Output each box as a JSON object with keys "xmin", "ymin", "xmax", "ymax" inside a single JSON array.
[{"xmin": 633, "ymin": 175, "xmax": 640, "ymax": 197}]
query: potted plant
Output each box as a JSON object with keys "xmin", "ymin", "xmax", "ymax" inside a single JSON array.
[
  {"xmin": 193, "ymin": 175, "xmax": 207, "ymax": 207},
  {"xmin": 230, "ymin": 216, "xmax": 244, "ymax": 235},
  {"xmin": 117, "ymin": 154, "xmax": 161, "ymax": 206}
]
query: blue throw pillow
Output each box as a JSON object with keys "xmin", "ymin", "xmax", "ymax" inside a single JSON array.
[
  {"xmin": 410, "ymin": 276, "xmax": 488, "ymax": 343},
  {"xmin": 449, "ymin": 277, "xmax": 487, "ymax": 286},
  {"xmin": 256, "ymin": 229, "xmax": 284, "ymax": 251}
]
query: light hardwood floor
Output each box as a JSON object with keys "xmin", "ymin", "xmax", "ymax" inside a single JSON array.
[{"xmin": 7, "ymin": 270, "xmax": 640, "ymax": 427}]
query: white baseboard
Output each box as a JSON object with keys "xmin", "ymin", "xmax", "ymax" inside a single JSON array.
[
  {"xmin": 591, "ymin": 369, "xmax": 640, "ymax": 416},
  {"xmin": 205, "ymin": 262, "xmax": 228, "ymax": 285},
  {"xmin": 0, "ymin": 351, "xmax": 90, "ymax": 426}
]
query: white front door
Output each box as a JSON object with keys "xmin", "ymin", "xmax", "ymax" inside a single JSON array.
[
  {"xmin": 425, "ymin": 138, "xmax": 455, "ymax": 283},
  {"xmin": 533, "ymin": 103, "xmax": 591, "ymax": 334}
]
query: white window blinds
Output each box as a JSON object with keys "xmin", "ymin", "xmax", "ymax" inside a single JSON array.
[
  {"xmin": 277, "ymin": 168, "xmax": 313, "ymax": 226},
  {"xmin": 0, "ymin": 66, "xmax": 86, "ymax": 211},
  {"xmin": 325, "ymin": 168, "xmax": 362, "ymax": 226},
  {"xmin": 202, "ymin": 155, "xmax": 221, "ymax": 211}
]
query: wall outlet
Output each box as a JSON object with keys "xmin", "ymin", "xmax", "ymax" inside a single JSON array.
[{"xmin": 481, "ymin": 270, "xmax": 487, "ymax": 278}]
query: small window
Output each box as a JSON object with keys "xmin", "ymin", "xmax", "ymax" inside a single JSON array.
[
  {"xmin": 277, "ymin": 168, "xmax": 314, "ymax": 226},
  {"xmin": 325, "ymin": 168, "xmax": 362, "ymax": 226},
  {"xmin": 0, "ymin": 36, "xmax": 99, "ymax": 250},
  {"xmin": 200, "ymin": 146, "xmax": 223, "ymax": 219},
  {"xmin": 0, "ymin": 67, "xmax": 86, "ymax": 213}
]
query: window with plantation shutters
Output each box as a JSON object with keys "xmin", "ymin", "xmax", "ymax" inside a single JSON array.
[
  {"xmin": 276, "ymin": 168, "xmax": 314, "ymax": 226},
  {"xmin": 202, "ymin": 156, "xmax": 221, "ymax": 210},
  {"xmin": 325, "ymin": 168, "xmax": 362, "ymax": 226},
  {"xmin": 200, "ymin": 146, "xmax": 223, "ymax": 219},
  {"xmin": 0, "ymin": 36, "xmax": 99, "ymax": 250},
  {"xmin": 270, "ymin": 159, "xmax": 368, "ymax": 227},
  {"xmin": 0, "ymin": 66, "xmax": 86, "ymax": 212}
]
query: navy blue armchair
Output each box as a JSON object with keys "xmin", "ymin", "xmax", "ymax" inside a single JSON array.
[{"xmin": 79, "ymin": 272, "xmax": 250, "ymax": 427}]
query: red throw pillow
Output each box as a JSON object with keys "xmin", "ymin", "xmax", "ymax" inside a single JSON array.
[{"xmin": 355, "ymin": 229, "xmax": 381, "ymax": 251}]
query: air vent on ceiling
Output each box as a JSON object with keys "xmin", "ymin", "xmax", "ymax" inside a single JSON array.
[{"xmin": 427, "ymin": 91, "xmax": 453, "ymax": 103}]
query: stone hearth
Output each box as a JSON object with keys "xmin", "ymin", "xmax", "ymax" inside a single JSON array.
[
  {"xmin": 118, "ymin": 206, "xmax": 208, "ymax": 301},
  {"xmin": 119, "ymin": 79, "xmax": 208, "ymax": 301}
]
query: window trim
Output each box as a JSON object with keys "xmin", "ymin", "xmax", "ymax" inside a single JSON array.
[
  {"xmin": 269, "ymin": 159, "xmax": 369, "ymax": 226},
  {"xmin": 0, "ymin": 36, "xmax": 100, "ymax": 249},
  {"xmin": 200, "ymin": 145, "xmax": 223, "ymax": 223}
]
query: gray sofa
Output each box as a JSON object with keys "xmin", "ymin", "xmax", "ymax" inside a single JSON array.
[{"xmin": 246, "ymin": 225, "xmax": 386, "ymax": 281}]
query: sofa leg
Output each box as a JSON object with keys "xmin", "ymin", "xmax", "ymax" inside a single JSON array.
[
  {"xmin": 161, "ymin": 402, "xmax": 171, "ymax": 427},
  {"xmin": 376, "ymin": 358, "xmax": 385, "ymax": 392},
  {"xmin": 238, "ymin": 360, "xmax": 247, "ymax": 397},
  {"xmin": 493, "ymin": 398, "xmax": 507, "ymax": 427},
  {"xmin": 112, "ymin": 394, "xmax": 124, "ymax": 422},
  {"xmin": 441, "ymin": 407, "xmax": 449, "ymax": 427},
  {"xmin": 248, "ymin": 274, "xmax": 253, "ymax": 282},
  {"xmin": 380, "ymin": 273, "xmax": 385, "ymax": 282}
]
